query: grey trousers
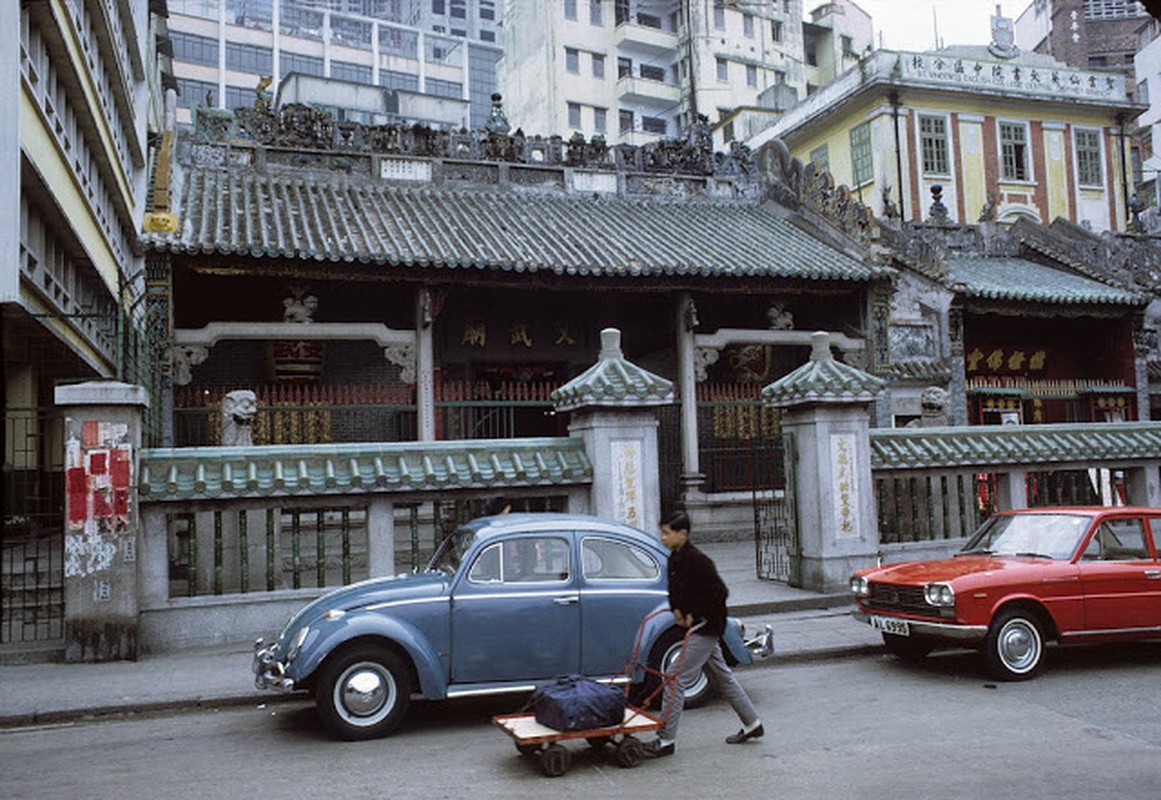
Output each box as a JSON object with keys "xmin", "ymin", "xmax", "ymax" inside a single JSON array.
[{"xmin": 657, "ymin": 631, "xmax": 759, "ymax": 742}]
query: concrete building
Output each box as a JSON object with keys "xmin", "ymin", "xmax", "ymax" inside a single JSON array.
[
  {"xmin": 501, "ymin": 0, "xmax": 826, "ymax": 148},
  {"xmin": 1134, "ymin": 13, "xmax": 1161, "ymax": 204},
  {"xmin": 749, "ymin": 8, "xmax": 1145, "ymax": 231},
  {"xmin": 3, "ymin": 0, "xmax": 169, "ymax": 648},
  {"xmin": 165, "ymin": 0, "xmax": 501, "ymax": 129},
  {"xmin": 1015, "ymin": 0, "xmax": 1152, "ymax": 188}
]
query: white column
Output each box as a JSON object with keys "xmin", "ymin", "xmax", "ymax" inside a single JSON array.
[{"xmin": 675, "ymin": 294, "xmax": 702, "ymax": 487}]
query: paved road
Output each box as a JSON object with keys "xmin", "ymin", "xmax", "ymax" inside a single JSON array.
[{"xmin": 4, "ymin": 642, "xmax": 1160, "ymax": 800}]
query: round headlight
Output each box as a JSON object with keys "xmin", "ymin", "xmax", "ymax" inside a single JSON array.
[
  {"xmin": 924, "ymin": 583, "xmax": 955, "ymax": 607},
  {"xmin": 850, "ymin": 576, "xmax": 869, "ymax": 598}
]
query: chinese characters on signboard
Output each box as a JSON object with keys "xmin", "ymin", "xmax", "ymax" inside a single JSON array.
[
  {"xmin": 900, "ymin": 53, "xmax": 1122, "ymax": 100},
  {"xmin": 611, "ymin": 439, "xmax": 643, "ymax": 529},
  {"xmin": 459, "ymin": 319, "xmax": 577, "ymax": 349},
  {"xmin": 830, "ymin": 433, "xmax": 859, "ymax": 539}
]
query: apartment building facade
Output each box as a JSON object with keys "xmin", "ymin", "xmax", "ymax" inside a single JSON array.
[
  {"xmin": 165, "ymin": 0, "xmax": 502, "ymax": 129},
  {"xmin": 3, "ymin": 0, "xmax": 169, "ymax": 648},
  {"xmin": 501, "ymin": 0, "xmax": 827, "ymax": 146}
]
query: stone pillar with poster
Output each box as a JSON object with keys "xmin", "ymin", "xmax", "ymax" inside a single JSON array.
[
  {"xmin": 551, "ymin": 328, "xmax": 674, "ymax": 536},
  {"xmin": 54, "ymin": 381, "xmax": 149, "ymax": 661},
  {"xmin": 762, "ymin": 332, "xmax": 884, "ymax": 593}
]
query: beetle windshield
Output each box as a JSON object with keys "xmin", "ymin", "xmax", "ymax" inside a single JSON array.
[
  {"xmin": 427, "ymin": 529, "xmax": 477, "ymax": 575},
  {"xmin": 961, "ymin": 513, "xmax": 1091, "ymax": 561}
]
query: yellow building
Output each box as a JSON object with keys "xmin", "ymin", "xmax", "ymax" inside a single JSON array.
[{"xmin": 748, "ymin": 42, "xmax": 1145, "ymax": 232}]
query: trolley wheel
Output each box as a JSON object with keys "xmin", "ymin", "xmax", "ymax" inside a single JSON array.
[
  {"xmin": 516, "ymin": 742, "xmax": 540, "ymax": 757},
  {"xmin": 614, "ymin": 736, "xmax": 644, "ymax": 768},
  {"xmin": 586, "ymin": 735, "xmax": 611, "ymax": 749},
  {"xmin": 540, "ymin": 743, "xmax": 572, "ymax": 777}
]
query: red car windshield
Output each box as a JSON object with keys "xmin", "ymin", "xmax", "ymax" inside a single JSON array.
[{"xmin": 960, "ymin": 513, "xmax": 1092, "ymax": 561}]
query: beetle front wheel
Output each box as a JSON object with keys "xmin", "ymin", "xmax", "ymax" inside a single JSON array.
[{"xmin": 316, "ymin": 644, "xmax": 411, "ymax": 740}]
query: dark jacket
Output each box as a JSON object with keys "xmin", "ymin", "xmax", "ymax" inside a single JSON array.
[{"xmin": 666, "ymin": 542, "xmax": 728, "ymax": 637}]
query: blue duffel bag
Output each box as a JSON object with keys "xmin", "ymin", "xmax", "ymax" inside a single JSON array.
[{"xmin": 530, "ymin": 676, "xmax": 626, "ymax": 732}]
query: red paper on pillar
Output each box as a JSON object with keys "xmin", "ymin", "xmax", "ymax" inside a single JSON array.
[{"xmin": 67, "ymin": 466, "xmax": 88, "ymax": 524}]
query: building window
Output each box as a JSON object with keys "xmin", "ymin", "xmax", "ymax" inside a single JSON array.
[
  {"xmin": 450, "ymin": 0, "xmax": 466, "ymax": 19},
  {"xmin": 566, "ymin": 48, "xmax": 580, "ymax": 73},
  {"xmin": 480, "ymin": 1, "xmax": 496, "ymax": 21},
  {"xmin": 618, "ymin": 56, "xmax": 632, "ymax": 78},
  {"xmin": 479, "ymin": 29, "xmax": 495, "ymax": 41},
  {"xmin": 282, "ymin": 51, "xmax": 324, "ymax": 77},
  {"xmin": 615, "ymin": 0, "xmax": 629, "ymax": 25},
  {"xmin": 640, "ymin": 63, "xmax": 665, "ymax": 82},
  {"xmin": 432, "ymin": 0, "xmax": 445, "ymax": 14},
  {"xmin": 427, "ymin": 78, "xmax": 462, "ymax": 98},
  {"xmin": 171, "ymin": 32, "xmax": 218, "ymax": 67},
  {"xmin": 743, "ymin": 13, "xmax": 754, "ymax": 37},
  {"xmin": 619, "ymin": 109, "xmax": 634, "ymax": 133},
  {"xmin": 850, "ymin": 122, "xmax": 873, "ymax": 185},
  {"xmin": 225, "ymin": 42, "xmax": 273, "ymax": 74},
  {"xmin": 716, "ymin": 58, "xmax": 728, "ymax": 82},
  {"xmin": 331, "ymin": 61, "xmax": 372, "ymax": 84},
  {"xmin": 590, "ymin": 0, "xmax": 602, "ymax": 25},
  {"xmin": 175, "ymin": 77, "xmax": 216, "ymax": 109},
  {"xmin": 593, "ymin": 53, "xmax": 605, "ymax": 78},
  {"xmin": 1000, "ymin": 121, "xmax": 1030, "ymax": 180},
  {"xmin": 771, "ymin": 20, "xmax": 783, "ymax": 42},
  {"xmin": 810, "ymin": 144, "xmax": 830, "ymax": 170},
  {"xmin": 714, "ymin": 0, "xmax": 726, "ymax": 29},
  {"xmin": 564, "ymin": 0, "xmax": 577, "ymax": 20},
  {"xmin": 774, "ymin": 69, "xmax": 787, "ymax": 84},
  {"xmin": 642, "ymin": 115, "xmax": 666, "ymax": 135},
  {"xmin": 723, "ymin": 120, "xmax": 735, "ymax": 142},
  {"xmin": 919, "ymin": 115, "xmax": 949, "ymax": 175},
  {"xmin": 746, "ymin": 64, "xmax": 757, "ymax": 87},
  {"xmin": 1137, "ymin": 79, "xmax": 1149, "ymax": 105},
  {"xmin": 841, "ymin": 35, "xmax": 855, "ymax": 57},
  {"xmin": 1075, "ymin": 128, "xmax": 1104, "ymax": 186},
  {"xmin": 594, "ymin": 107, "xmax": 607, "ymax": 133},
  {"xmin": 805, "ymin": 43, "xmax": 818, "ymax": 66},
  {"xmin": 568, "ymin": 102, "xmax": 582, "ymax": 129}
]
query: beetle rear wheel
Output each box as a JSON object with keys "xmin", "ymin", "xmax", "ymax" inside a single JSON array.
[
  {"xmin": 316, "ymin": 644, "xmax": 411, "ymax": 740},
  {"xmin": 634, "ymin": 628, "xmax": 711, "ymax": 709}
]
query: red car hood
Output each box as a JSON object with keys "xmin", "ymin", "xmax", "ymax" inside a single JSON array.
[{"xmin": 866, "ymin": 554, "xmax": 1044, "ymax": 584}]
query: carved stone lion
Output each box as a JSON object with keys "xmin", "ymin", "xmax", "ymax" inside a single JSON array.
[{"xmin": 221, "ymin": 390, "xmax": 258, "ymax": 447}]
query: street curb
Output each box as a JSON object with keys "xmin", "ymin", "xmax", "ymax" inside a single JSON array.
[
  {"xmin": 0, "ymin": 642, "xmax": 885, "ymax": 730},
  {"xmin": 728, "ymin": 593, "xmax": 853, "ymax": 617}
]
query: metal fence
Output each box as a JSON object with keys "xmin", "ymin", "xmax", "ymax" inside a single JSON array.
[{"xmin": 1, "ymin": 408, "xmax": 65, "ymax": 644}]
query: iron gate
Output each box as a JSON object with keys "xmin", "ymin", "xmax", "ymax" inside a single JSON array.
[
  {"xmin": 2, "ymin": 407, "xmax": 65, "ymax": 645},
  {"xmin": 753, "ymin": 432, "xmax": 798, "ymax": 583}
]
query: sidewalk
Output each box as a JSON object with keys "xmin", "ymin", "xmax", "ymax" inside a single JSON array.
[{"xmin": 0, "ymin": 540, "xmax": 884, "ymax": 729}]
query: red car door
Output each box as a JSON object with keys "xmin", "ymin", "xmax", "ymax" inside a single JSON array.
[{"xmin": 1077, "ymin": 515, "xmax": 1161, "ymax": 633}]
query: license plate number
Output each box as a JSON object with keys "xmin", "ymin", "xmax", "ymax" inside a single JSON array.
[{"xmin": 870, "ymin": 615, "xmax": 910, "ymax": 637}]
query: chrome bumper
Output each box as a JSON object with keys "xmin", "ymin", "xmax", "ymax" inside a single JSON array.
[
  {"xmin": 745, "ymin": 625, "xmax": 775, "ymax": 659},
  {"xmin": 852, "ymin": 610, "xmax": 988, "ymax": 641},
  {"xmin": 252, "ymin": 638, "xmax": 296, "ymax": 691}
]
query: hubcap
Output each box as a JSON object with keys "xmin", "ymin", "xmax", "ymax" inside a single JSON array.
[
  {"xmin": 664, "ymin": 643, "xmax": 708, "ymax": 698},
  {"xmin": 998, "ymin": 620, "xmax": 1040, "ymax": 672},
  {"xmin": 340, "ymin": 666, "xmax": 392, "ymax": 717}
]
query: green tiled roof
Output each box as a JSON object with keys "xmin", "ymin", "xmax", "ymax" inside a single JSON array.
[
  {"xmin": 142, "ymin": 168, "xmax": 884, "ymax": 282},
  {"xmin": 139, "ymin": 438, "xmax": 591, "ymax": 502},
  {"xmin": 551, "ymin": 328, "xmax": 674, "ymax": 412},
  {"xmin": 763, "ymin": 331, "xmax": 885, "ymax": 406},
  {"xmin": 871, "ymin": 422, "xmax": 1161, "ymax": 470},
  {"xmin": 947, "ymin": 257, "xmax": 1146, "ymax": 306}
]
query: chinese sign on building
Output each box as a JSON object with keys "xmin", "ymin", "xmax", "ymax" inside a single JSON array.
[
  {"xmin": 830, "ymin": 433, "xmax": 859, "ymax": 539},
  {"xmin": 611, "ymin": 439, "xmax": 643, "ymax": 530}
]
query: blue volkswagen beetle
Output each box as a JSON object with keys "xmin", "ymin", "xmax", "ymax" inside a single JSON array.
[{"xmin": 253, "ymin": 513, "xmax": 768, "ymax": 740}]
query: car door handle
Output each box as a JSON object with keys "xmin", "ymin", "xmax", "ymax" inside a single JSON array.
[
  {"xmin": 1145, "ymin": 570, "xmax": 1161, "ymax": 579},
  {"xmin": 553, "ymin": 596, "xmax": 579, "ymax": 605}
]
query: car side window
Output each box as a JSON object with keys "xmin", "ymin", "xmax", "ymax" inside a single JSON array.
[
  {"xmin": 467, "ymin": 543, "xmax": 501, "ymax": 583},
  {"xmin": 1149, "ymin": 517, "xmax": 1161, "ymax": 559},
  {"xmin": 1083, "ymin": 519, "xmax": 1148, "ymax": 561},
  {"xmin": 582, "ymin": 537, "xmax": 661, "ymax": 580},
  {"xmin": 501, "ymin": 537, "xmax": 570, "ymax": 583}
]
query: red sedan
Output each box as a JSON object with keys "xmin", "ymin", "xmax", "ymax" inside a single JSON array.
[{"xmin": 850, "ymin": 507, "xmax": 1161, "ymax": 680}]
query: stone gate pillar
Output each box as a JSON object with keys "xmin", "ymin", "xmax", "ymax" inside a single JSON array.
[
  {"xmin": 763, "ymin": 332, "xmax": 884, "ymax": 592},
  {"xmin": 551, "ymin": 328, "xmax": 674, "ymax": 535},
  {"xmin": 54, "ymin": 381, "xmax": 150, "ymax": 661}
]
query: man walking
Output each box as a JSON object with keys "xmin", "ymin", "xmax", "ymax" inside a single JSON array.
[{"xmin": 646, "ymin": 509, "xmax": 763, "ymax": 757}]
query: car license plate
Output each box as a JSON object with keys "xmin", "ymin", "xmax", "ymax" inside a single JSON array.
[{"xmin": 869, "ymin": 615, "xmax": 910, "ymax": 637}]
